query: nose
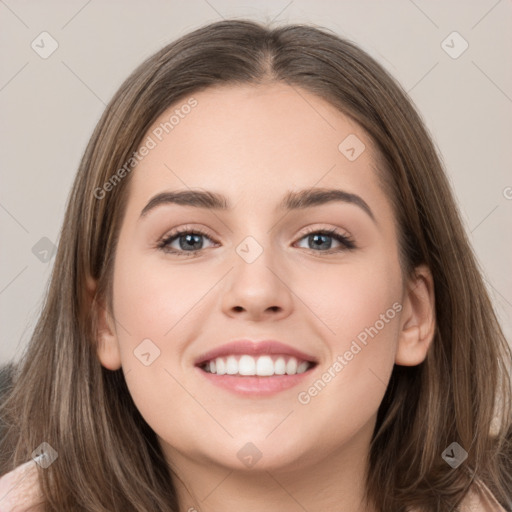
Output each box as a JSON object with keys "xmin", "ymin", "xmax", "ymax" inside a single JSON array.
[{"xmin": 221, "ymin": 243, "xmax": 294, "ymax": 322}]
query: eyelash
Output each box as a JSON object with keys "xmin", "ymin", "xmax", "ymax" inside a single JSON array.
[{"xmin": 157, "ymin": 226, "xmax": 356, "ymax": 258}]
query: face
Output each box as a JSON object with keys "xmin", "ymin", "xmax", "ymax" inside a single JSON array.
[{"xmin": 95, "ymin": 83, "xmax": 433, "ymax": 474}]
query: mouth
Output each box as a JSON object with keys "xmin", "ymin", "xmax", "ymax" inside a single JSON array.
[
  {"xmin": 194, "ymin": 340, "xmax": 319, "ymax": 396},
  {"xmin": 198, "ymin": 354, "xmax": 317, "ymax": 377}
]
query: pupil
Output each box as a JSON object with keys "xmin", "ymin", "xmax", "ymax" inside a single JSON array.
[
  {"xmin": 180, "ymin": 233, "xmax": 202, "ymax": 250},
  {"xmin": 311, "ymin": 234, "xmax": 331, "ymax": 250}
]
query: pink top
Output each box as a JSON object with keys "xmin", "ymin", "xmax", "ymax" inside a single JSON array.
[
  {"xmin": 0, "ymin": 459, "xmax": 508, "ymax": 511},
  {"xmin": 0, "ymin": 460, "xmax": 44, "ymax": 512}
]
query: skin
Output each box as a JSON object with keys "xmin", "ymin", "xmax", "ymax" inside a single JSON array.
[{"xmin": 90, "ymin": 83, "xmax": 435, "ymax": 512}]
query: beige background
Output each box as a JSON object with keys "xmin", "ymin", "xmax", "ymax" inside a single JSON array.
[{"xmin": 1, "ymin": 0, "xmax": 511, "ymax": 365}]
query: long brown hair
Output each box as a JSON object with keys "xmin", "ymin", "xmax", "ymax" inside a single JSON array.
[{"xmin": 1, "ymin": 19, "xmax": 511, "ymax": 511}]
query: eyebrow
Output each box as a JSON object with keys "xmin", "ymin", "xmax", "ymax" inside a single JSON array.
[{"xmin": 139, "ymin": 187, "xmax": 375, "ymax": 222}]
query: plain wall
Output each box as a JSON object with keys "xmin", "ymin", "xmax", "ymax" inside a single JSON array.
[{"xmin": 1, "ymin": 0, "xmax": 511, "ymax": 364}]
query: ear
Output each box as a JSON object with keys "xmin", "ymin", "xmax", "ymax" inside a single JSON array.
[
  {"xmin": 395, "ymin": 264, "xmax": 436, "ymax": 366},
  {"xmin": 86, "ymin": 275, "xmax": 122, "ymax": 371}
]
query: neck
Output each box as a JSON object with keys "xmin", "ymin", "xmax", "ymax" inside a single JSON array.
[{"xmin": 165, "ymin": 419, "xmax": 379, "ymax": 512}]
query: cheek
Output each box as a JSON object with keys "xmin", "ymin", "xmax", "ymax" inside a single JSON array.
[
  {"xmin": 109, "ymin": 248, "xmax": 215, "ymax": 433},
  {"xmin": 298, "ymin": 250, "xmax": 402, "ymax": 348},
  {"xmin": 294, "ymin": 255, "xmax": 401, "ymax": 434},
  {"xmin": 111, "ymin": 247, "xmax": 209, "ymax": 348}
]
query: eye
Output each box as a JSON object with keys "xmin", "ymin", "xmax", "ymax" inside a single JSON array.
[
  {"xmin": 157, "ymin": 226, "xmax": 218, "ymax": 257},
  {"xmin": 294, "ymin": 227, "xmax": 356, "ymax": 253},
  {"xmin": 157, "ymin": 226, "xmax": 356, "ymax": 257}
]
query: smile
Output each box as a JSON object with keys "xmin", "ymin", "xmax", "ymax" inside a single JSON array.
[
  {"xmin": 200, "ymin": 354, "xmax": 315, "ymax": 376},
  {"xmin": 196, "ymin": 356, "xmax": 318, "ymax": 396},
  {"xmin": 194, "ymin": 339, "xmax": 319, "ymax": 396}
]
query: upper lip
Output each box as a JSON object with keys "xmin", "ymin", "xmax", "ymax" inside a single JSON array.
[{"xmin": 194, "ymin": 340, "xmax": 319, "ymax": 367}]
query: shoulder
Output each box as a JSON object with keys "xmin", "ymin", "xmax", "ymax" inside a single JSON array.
[
  {"xmin": 459, "ymin": 478, "xmax": 509, "ymax": 512},
  {"xmin": 0, "ymin": 459, "xmax": 45, "ymax": 512},
  {"xmin": 405, "ymin": 478, "xmax": 508, "ymax": 512}
]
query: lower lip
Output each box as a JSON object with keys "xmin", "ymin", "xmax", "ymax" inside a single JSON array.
[{"xmin": 195, "ymin": 366, "xmax": 316, "ymax": 396}]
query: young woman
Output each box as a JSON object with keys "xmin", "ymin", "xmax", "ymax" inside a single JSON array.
[{"xmin": 0, "ymin": 19, "xmax": 511, "ymax": 512}]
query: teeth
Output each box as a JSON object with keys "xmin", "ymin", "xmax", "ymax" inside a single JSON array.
[
  {"xmin": 226, "ymin": 356, "xmax": 238, "ymax": 375},
  {"xmin": 286, "ymin": 358, "xmax": 297, "ymax": 375},
  {"xmin": 202, "ymin": 355, "xmax": 313, "ymax": 376},
  {"xmin": 296, "ymin": 361, "xmax": 309, "ymax": 374},
  {"xmin": 216, "ymin": 358, "xmax": 226, "ymax": 375},
  {"xmin": 274, "ymin": 357, "xmax": 286, "ymax": 375},
  {"xmin": 256, "ymin": 355, "xmax": 274, "ymax": 376},
  {"xmin": 239, "ymin": 355, "xmax": 256, "ymax": 375}
]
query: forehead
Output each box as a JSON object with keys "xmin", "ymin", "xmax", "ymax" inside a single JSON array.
[{"xmin": 127, "ymin": 83, "xmax": 389, "ymax": 218}]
